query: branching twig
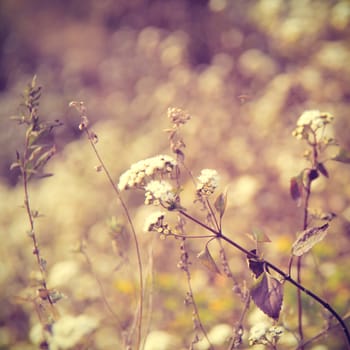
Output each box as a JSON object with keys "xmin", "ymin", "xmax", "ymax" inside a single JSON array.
[{"xmin": 178, "ymin": 209, "xmax": 350, "ymax": 349}]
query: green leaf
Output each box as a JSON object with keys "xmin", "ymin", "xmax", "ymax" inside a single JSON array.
[
  {"xmin": 332, "ymin": 148, "xmax": 350, "ymax": 164},
  {"xmin": 292, "ymin": 223, "xmax": 329, "ymax": 257},
  {"xmin": 214, "ymin": 188, "xmax": 228, "ymax": 218},
  {"xmin": 251, "ymin": 272, "xmax": 283, "ymax": 320},
  {"xmin": 197, "ymin": 246, "xmax": 221, "ymax": 274}
]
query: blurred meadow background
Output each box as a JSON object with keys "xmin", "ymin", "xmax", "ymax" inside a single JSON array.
[{"xmin": 0, "ymin": 0, "xmax": 350, "ymax": 349}]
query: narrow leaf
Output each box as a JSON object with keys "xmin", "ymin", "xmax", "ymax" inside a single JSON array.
[
  {"xmin": 332, "ymin": 148, "xmax": 350, "ymax": 164},
  {"xmin": 214, "ymin": 188, "xmax": 228, "ymax": 218},
  {"xmin": 292, "ymin": 223, "xmax": 329, "ymax": 257},
  {"xmin": 28, "ymin": 145, "xmax": 44, "ymax": 162},
  {"xmin": 37, "ymin": 173, "xmax": 54, "ymax": 179},
  {"xmin": 197, "ymin": 246, "xmax": 221, "ymax": 274},
  {"xmin": 251, "ymin": 272, "xmax": 283, "ymax": 320},
  {"xmin": 317, "ymin": 162, "xmax": 329, "ymax": 178},
  {"xmin": 290, "ymin": 176, "xmax": 303, "ymax": 204},
  {"xmin": 10, "ymin": 162, "xmax": 21, "ymax": 171},
  {"xmin": 33, "ymin": 145, "xmax": 56, "ymax": 170}
]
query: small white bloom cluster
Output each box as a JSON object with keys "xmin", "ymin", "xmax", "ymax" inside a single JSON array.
[
  {"xmin": 248, "ymin": 323, "xmax": 284, "ymax": 346},
  {"xmin": 293, "ymin": 110, "xmax": 334, "ymax": 140},
  {"xmin": 143, "ymin": 211, "xmax": 173, "ymax": 238},
  {"xmin": 196, "ymin": 169, "xmax": 219, "ymax": 197},
  {"xmin": 145, "ymin": 180, "xmax": 175, "ymax": 205},
  {"xmin": 30, "ymin": 315, "xmax": 99, "ymax": 350},
  {"xmin": 118, "ymin": 155, "xmax": 177, "ymax": 191},
  {"xmin": 143, "ymin": 211, "xmax": 165, "ymax": 232}
]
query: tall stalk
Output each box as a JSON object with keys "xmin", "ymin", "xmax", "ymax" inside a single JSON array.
[{"xmin": 70, "ymin": 101, "xmax": 144, "ymax": 350}]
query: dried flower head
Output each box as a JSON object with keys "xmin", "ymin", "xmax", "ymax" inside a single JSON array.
[
  {"xmin": 118, "ymin": 155, "xmax": 177, "ymax": 191},
  {"xmin": 196, "ymin": 169, "xmax": 219, "ymax": 197},
  {"xmin": 168, "ymin": 107, "xmax": 191, "ymax": 126}
]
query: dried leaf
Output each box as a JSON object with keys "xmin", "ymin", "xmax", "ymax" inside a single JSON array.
[
  {"xmin": 197, "ymin": 246, "xmax": 221, "ymax": 274},
  {"xmin": 308, "ymin": 169, "xmax": 319, "ymax": 182},
  {"xmin": 10, "ymin": 162, "xmax": 21, "ymax": 171},
  {"xmin": 292, "ymin": 223, "xmax": 329, "ymax": 257},
  {"xmin": 33, "ymin": 145, "xmax": 56, "ymax": 171},
  {"xmin": 317, "ymin": 162, "xmax": 329, "ymax": 178},
  {"xmin": 247, "ymin": 249, "xmax": 266, "ymax": 278},
  {"xmin": 251, "ymin": 272, "xmax": 283, "ymax": 320}
]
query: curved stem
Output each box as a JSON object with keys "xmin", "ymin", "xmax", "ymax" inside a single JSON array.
[
  {"xmin": 86, "ymin": 131, "xmax": 144, "ymax": 350},
  {"xmin": 179, "ymin": 209, "xmax": 350, "ymax": 348}
]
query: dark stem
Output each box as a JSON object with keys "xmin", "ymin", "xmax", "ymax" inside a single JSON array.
[{"xmin": 179, "ymin": 209, "xmax": 350, "ymax": 349}]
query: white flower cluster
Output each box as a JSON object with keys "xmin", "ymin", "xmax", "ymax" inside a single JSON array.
[
  {"xmin": 143, "ymin": 211, "xmax": 175, "ymax": 238},
  {"xmin": 30, "ymin": 315, "xmax": 99, "ymax": 350},
  {"xmin": 196, "ymin": 169, "xmax": 219, "ymax": 197},
  {"xmin": 143, "ymin": 211, "xmax": 165, "ymax": 232},
  {"xmin": 248, "ymin": 323, "xmax": 284, "ymax": 346},
  {"xmin": 118, "ymin": 155, "xmax": 177, "ymax": 191},
  {"xmin": 293, "ymin": 110, "xmax": 334, "ymax": 139},
  {"xmin": 145, "ymin": 180, "xmax": 175, "ymax": 206}
]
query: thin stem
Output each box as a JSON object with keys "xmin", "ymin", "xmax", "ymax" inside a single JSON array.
[
  {"xmin": 178, "ymin": 209, "xmax": 350, "ymax": 349},
  {"xmin": 179, "ymin": 238, "xmax": 213, "ymax": 350},
  {"xmin": 85, "ymin": 130, "xmax": 144, "ymax": 350},
  {"xmin": 205, "ymin": 198, "xmax": 220, "ymax": 231},
  {"xmin": 22, "ymin": 160, "xmax": 56, "ymax": 315},
  {"xmin": 80, "ymin": 245, "xmax": 122, "ymax": 328},
  {"xmin": 297, "ymin": 142, "xmax": 315, "ymax": 348},
  {"xmin": 171, "ymin": 232, "xmax": 216, "ymax": 239}
]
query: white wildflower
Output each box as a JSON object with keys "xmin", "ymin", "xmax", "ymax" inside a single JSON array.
[
  {"xmin": 266, "ymin": 326, "xmax": 284, "ymax": 343},
  {"xmin": 30, "ymin": 315, "xmax": 99, "ymax": 350},
  {"xmin": 46, "ymin": 315, "xmax": 99, "ymax": 350},
  {"xmin": 143, "ymin": 211, "xmax": 173, "ymax": 237},
  {"xmin": 196, "ymin": 169, "xmax": 219, "ymax": 196},
  {"xmin": 293, "ymin": 110, "xmax": 334, "ymax": 140},
  {"xmin": 248, "ymin": 323, "xmax": 284, "ymax": 346},
  {"xmin": 248, "ymin": 323, "xmax": 269, "ymax": 345},
  {"xmin": 144, "ymin": 330, "xmax": 179, "ymax": 350},
  {"xmin": 145, "ymin": 180, "xmax": 175, "ymax": 205},
  {"xmin": 143, "ymin": 211, "xmax": 165, "ymax": 232},
  {"xmin": 118, "ymin": 155, "xmax": 177, "ymax": 190},
  {"xmin": 297, "ymin": 110, "xmax": 333, "ymax": 128}
]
